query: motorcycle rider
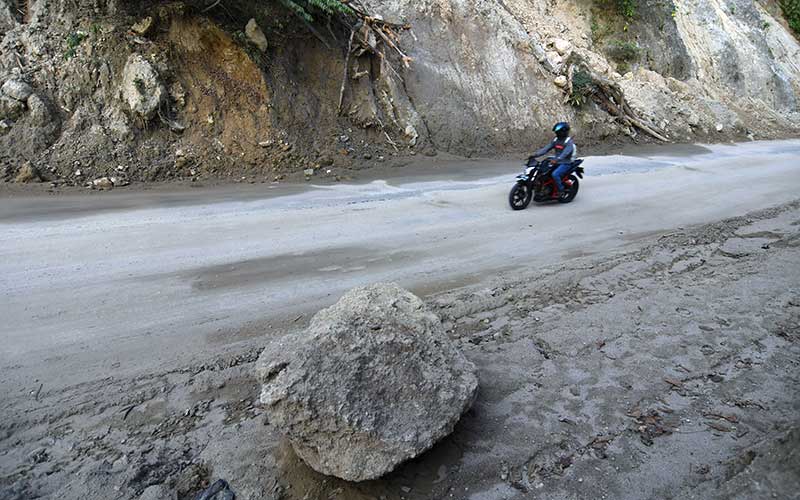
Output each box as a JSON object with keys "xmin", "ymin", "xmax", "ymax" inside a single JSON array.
[{"xmin": 531, "ymin": 122, "xmax": 576, "ymax": 198}]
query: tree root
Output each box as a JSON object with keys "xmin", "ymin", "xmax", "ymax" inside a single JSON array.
[{"xmin": 565, "ymin": 60, "xmax": 669, "ymax": 143}]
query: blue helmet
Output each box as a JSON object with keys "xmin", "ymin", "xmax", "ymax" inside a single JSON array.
[{"xmin": 553, "ymin": 122, "xmax": 570, "ymax": 139}]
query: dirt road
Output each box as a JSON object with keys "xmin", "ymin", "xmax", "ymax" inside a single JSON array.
[{"xmin": 1, "ymin": 140, "xmax": 799, "ymax": 499}]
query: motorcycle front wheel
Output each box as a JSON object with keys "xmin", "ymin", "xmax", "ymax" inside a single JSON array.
[{"xmin": 509, "ymin": 183, "xmax": 532, "ymax": 210}]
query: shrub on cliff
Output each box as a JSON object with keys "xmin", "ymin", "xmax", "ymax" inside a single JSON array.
[{"xmin": 780, "ymin": 0, "xmax": 800, "ymax": 36}]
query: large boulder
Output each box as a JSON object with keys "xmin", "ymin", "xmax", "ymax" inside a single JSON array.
[
  {"xmin": 121, "ymin": 54, "xmax": 165, "ymax": 120},
  {"xmin": 257, "ymin": 283, "xmax": 478, "ymax": 481}
]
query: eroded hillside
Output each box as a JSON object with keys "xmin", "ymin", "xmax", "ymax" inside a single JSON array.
[{"xmin": 0, "ymin": 0, "xmax": 799, "ymax": 186}]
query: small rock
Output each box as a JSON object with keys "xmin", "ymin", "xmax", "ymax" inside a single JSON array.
[
  {"xmin": 245, "ymin": 18, "xmax": 269, "ymax": 52},
  {"xmin": 193, "ymin": 479, "xmax": 234, "ymax": 500},
  {"xmin": 26, "ymin": 94, "xmax": 51, "ymax": 126},
  {"xmin": 552, "ymin": 38, "xmax": 572, "ymax": 56},
  {"xmin": 0, "ymin": 95, "xmax": 25, "ymax": 120},
  {"xmin": 14, "ymin": 162, "xmax": 41, "ymax": 183},
  {"xmin": 29, "ymin": 448, "xmax": 48, "ymax": 464},
  {"xmin": 1, "ymin": 79, "xmax": 33, "ymax": 101},
  {"xmin": 546, "ymin": 51, "xmax": 563, "ymax": 68},
  {"xmin": 92, "ymin": 177, "xmax": 114, "ymax": 190},
  {"xmin": 74, "ymin": 169, "xmax": 83, "ymax": 177},
  {"xmin": 363, "ymin": 153, "xmax": 372, "ymax": 160},
  {"xmin": 554, "ymin": 75, "xmax": 568, "ymax": 88},
  {"xmin": 131, "ymin": 17, "xmax": 154, "ymax": 36},
  {"xmin": 303, "ymin": 168, "xmax": 314, "ymax": 177},
  {"xmin": 715, "ymin": 123, "xmax": 724, "ymax": 132},
  {"xmin": 0, "ymin": 118, "xmax": 12, "ymax": 135},
  {"xmin": 404, "ymin": 124, "xmax": 419, "ymax": 146},
  {"xmin": 258, "ymin": 140, "xmax": 273, "ymax": 148},
  {"xmin": 169, "ymin": 82, "xmax": 186, "ymax": 109}
]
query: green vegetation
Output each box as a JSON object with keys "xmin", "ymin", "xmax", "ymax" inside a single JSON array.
[
  {"xmin": 606, "ymin": 39, "xmax": 640, "ymax": 74},
  {"xmin": 590, "ymin": 13, "xmax": 614, "ymax": 43},
  {"xmin": 780, "ymin": 0, "xmax": 800, "ymax": 36},
  {"xmin": 64, "ymin": 31, "xmax": 88, "ymax": 60},
  {"xmin": 590, "ymin": 0, "xmax": 637, "ymax": 42},
  {"xmin": 133, "ymin": 78, "xmax": 146, "ymax": 95},
  {"xmin": 569, "ymin": 69, "xmax": 596, "ymax": 107},
  {"xmin": 616, "ymin": 0, "xmax": 636, "ymax": 20},
  {"xmin": 274, "ymin": 0, "xmax": 352, "ymax": 22}
]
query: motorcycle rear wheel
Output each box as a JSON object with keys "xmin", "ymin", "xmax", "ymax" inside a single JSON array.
[
  {"xmin": 509, "ymin": 183, "xmax": 532, "ymax": 210},
  {"xmin": 558, "ymin": 175, "xmax": 580, "ymax": 204}
]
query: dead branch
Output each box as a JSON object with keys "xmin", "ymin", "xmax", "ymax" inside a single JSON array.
[
  {"xmin": 564, "ymin": 61, "xmax": 669, "ymax": 143},
  {"xmin": 337, "ymin": 29, "xmax": 355, "ymax": 115},
  {"xmin": 201, "ymin": 0, "xmax": 222, "ymax": 13}
]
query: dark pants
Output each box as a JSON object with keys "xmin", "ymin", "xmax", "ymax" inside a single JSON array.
[{"xmin": 552, "ymin": 163, "xmax": 571, "ymax": 192}]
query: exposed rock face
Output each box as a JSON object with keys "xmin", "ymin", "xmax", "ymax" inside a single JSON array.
[
  {"xmin": 0, "ymin": 0, "xmax": 799, "ymax": 181},
  {"xmin": 121, "ymin": 53, "xmax": 165, "ymax": 120},
  {"xmin": 257, "ymin": 283, "xmax": 478, "ymax": 481}
]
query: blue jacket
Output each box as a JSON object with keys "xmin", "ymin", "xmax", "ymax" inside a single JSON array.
[{"xmin": 534, "ymin": 136, "xmax": 576, "ymax": 164}]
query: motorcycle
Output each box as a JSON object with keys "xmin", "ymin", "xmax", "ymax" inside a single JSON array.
[{"xmin": 508, "ymin": 157, "xmax": 584, "ymax": 210}]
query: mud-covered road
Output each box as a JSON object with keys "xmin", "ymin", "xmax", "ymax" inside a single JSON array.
[{"xmin": 1, "ymin": 140, "xmax": 800, "ymax": 500}]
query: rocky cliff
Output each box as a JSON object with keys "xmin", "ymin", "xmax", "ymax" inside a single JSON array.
[{"xmin": 1, "ymin": 0, "xmax": 799, "ymax": 186}]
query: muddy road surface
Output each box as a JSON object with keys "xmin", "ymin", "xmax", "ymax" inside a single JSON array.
[{"xmin": 1, "ymin": 140, "xmax": 800, "ymax": 499}]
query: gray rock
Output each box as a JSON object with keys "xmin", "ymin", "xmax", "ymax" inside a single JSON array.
[
  {"xmin": 121, "ymin": 54, "xmax": 165, "ymax": 120},
  {"xmin": 245, "ymin": 19, "xmax": 268, "ymax": 52},
  {"xmin": 0, "ymin": 95, "xmax": 25, "ymax": 120},
  {"xmin": 257, "ymin": 283, "xmax": 478, "ymax": 481},
  {"xmin": 0, "ymin": 2, "xmax": 16, "ymax": 33},
  {"xmin": 14, "ymin": 162, "xmax": 41, "ymax": 183},
  {"xmin": 2, "ymin": 80, "xmax": 34, "ymax": 102},
  {"xmin": 718, "ymin": 237, "xmax": 773, "ymax": 258},
  {"xmin": 138, "ymin": 484, "xmax": 176, "ymax": 500},
  {"xmin": 0, "ymin": 118, "xmax": 12, "ymax": 135},
  {"xmin": 92, "ymin": 177, "xmax": 114, "ymax": 189},
  {"xmin": 26, "ymin": 94, "xmax": 51, "ymax": 126},
  {"xmin": 552, "ymin": 38, "xmax": 571, "ymax": 56},
  {"xmin": 131, "ymin": 17, "xmax": 154, "ymax": 36}
]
